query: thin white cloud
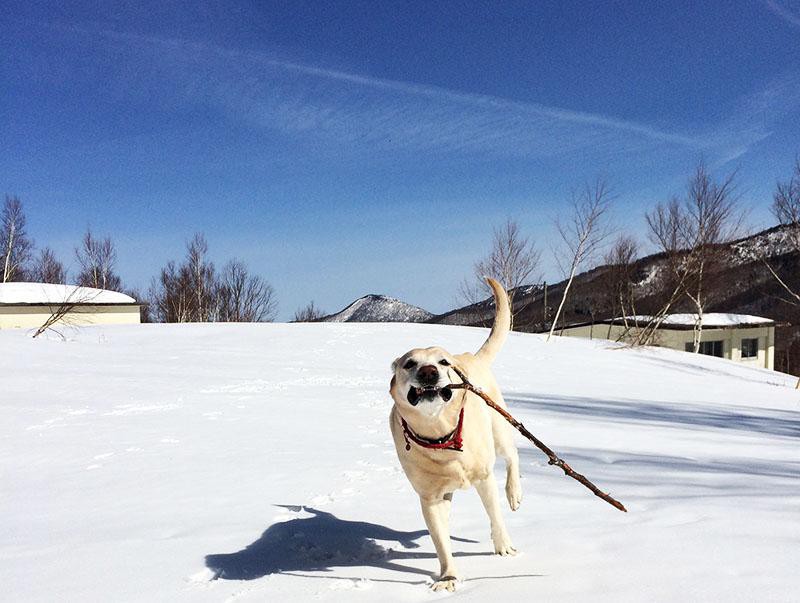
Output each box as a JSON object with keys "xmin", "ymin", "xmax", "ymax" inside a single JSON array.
[
  {"xmin": 25, "ymin": 22, "xmax": 800, "ymax": 166},
  {"xmin": 250, "ymin": 55, "xmax": 700, "ymax": 147},
  {"xmin": 765, "ymin": 0, "xmax": 800, "ymax": 28},
  {"xmin": 703, "ymin": 70, "xmax": 800, "ymax": 166},
  {"xmin": 38, "ymin": 23, "xmax": 703, "ymax": 162}
]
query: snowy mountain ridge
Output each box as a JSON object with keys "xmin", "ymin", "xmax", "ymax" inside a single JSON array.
[
  {"xmin": 437, "ymin": 223, "xmax": 800, "ymax": 335},
  {"xmin": 728, "ymin": 223, "xmax": 797, "ymax": 265},
  {"xmin": 321, "ymin": 294, "xmax": 433, "ymax": 323},
  {"xmin": 315, "ymin": 225, "xmax": 798, "ymax": 329}
]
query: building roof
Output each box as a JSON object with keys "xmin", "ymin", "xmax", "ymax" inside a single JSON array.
[
  {"xmin": 563, "ymin": 313, "xmax": 775, "ymax": 331},
  {"xmin": 0, "ymin": 283, "xmax": 137, "ymax": 305},
  {"xmin": 647, "ymin": 313, "xmax": 773, "ymax": 328}
]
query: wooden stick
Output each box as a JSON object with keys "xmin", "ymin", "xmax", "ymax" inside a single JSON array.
[{"xmin": 449, "ymin": 366, "xmax": 627, "ymax": 513}]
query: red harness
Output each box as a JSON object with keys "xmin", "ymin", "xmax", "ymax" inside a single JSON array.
[{"xmin": 400, "ymin": 407, "xmax": 465, "ymax": 452}]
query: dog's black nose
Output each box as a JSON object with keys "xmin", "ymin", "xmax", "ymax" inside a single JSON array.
[{"xmin": 417, "ymin": 364, "xmax": 439, "ymax": 385}]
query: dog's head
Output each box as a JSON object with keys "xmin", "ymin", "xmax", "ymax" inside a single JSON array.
[{"xmin": 390, "ymin": 346, "xmax": 458, "ymax": 416}]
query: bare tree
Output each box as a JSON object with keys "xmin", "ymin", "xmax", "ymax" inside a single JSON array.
[
  {"xmin": 148, "ymin": 234, "xmax": 214, "ymax": 322},
  {"xmin": 75, "ymin": 228, "xmax": 122, "ymax": 291},
  {"xmin": 765, "ymin": 158, "xmax": 800, "ymax": 305},
  {"xmin": 149, "ymin": 239, "xmax": 277, "ymax": 323},
  {"xmin": 602, "ymin": 235, "xmax": 640, "ymax": 339},
  {"xmin": 1, "ymin": 195, "xmax": 33, "ymax": 282},
  {"xmin": 460, "ymin": 218, "xmax": 541, "ymax": 328},
  {"xmin": 645, "ymin": 163, "xmax": 742, "ymax": 352},
  {"xmin": 31, "ymin": 247, "xmax": 67, "ymax": 284},
  {"xmin": 217, "ymin": 259, "xmax": 277, "ymax": 322},
  {"xmin": 767, "ymin": 158, "xmax": 800, "ymax": 389},
  {"xmin": 185, "ymin": 234, "xmax": 216, "ymax": 322},
  {"xmin": 149, "ymin": 260, "xmax": 193, "ymax": 323},
  {"xmin": 547, "ymin": 179, "xmax": 613, "ymax": 342},
  {"xmin": 631, "ymin": 198, "xmax": 690, "ymax": 346},
  {"xmin": 294, "ymin": 300, "xmax": 326, "ymax": 322},
  {"xmin": 772, "ymin": 158, "xmax": 800, "ymax": 247},
  {"xmin": 32, "ymin": 287, "xmax": 100, "ymax": 339},
  {"xmin": 682, "ymin": 164, "xmax": 742, "ymax": 351}
]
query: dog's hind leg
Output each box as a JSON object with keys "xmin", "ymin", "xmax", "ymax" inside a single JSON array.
[
  {"xmin": 475, "ymin": 473, "xmax": 517, "ymax": 556},
  {"xmin": 491, "ymin": 411, "xmax": 522, "ymax": 511},
  {"xmin": 420, "ymin": 493, "xmax": 460, "ymax": 590}
]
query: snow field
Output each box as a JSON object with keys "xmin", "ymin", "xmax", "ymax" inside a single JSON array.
[{"xmin": 1, "ymin": 322, "xmax": 798, "ymax": 601}]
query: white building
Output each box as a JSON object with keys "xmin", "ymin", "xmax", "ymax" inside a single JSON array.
[
  {"xmin": 558, "ymin": 313, "xmax": 775, "ymax": 370},
  {"xmin": 0, "ymin": 283, "xmax": 141, "ymax": 330}
]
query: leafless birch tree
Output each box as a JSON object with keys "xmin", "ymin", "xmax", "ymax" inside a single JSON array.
[
  {"xmin": 602, "ymin": 235, "xmax": 640, "ymax": 339},
  {"xmin": 148, "ymin": 234, "xmax": 216, "ymax": 322},
  {"xmin": 644, "ymin": 163, "xmax": 742, "ymax": 352},
  {"xmin": 185, "ymin": 234, "xmax": 216, "ymax": 322},
  {"xmin": 75, "ymin": 229, "xmax": 122, "ymax": 291},
  {"xmin": 149, "ymin": 261, "xmax": 192, "ymax": 323},
  {"xmin": 630, "ymin": 198, "xmax": 688, "ymax": 345},
  {"xmin": 547, "ymin": 180, "xmax": 613, "ymax": 341},
  {"xmin": 767, "ymin": 158, "xmax": 800, "ymax": 389},
  {"xmin": 765, "ymin": 158, "xmax": 800, "ymax": 305},
  {"xmin": 32, "ymin": 248, "xmax": 67, "ymax": 284},
  {"xmin": 460, "ymin": 218, "xmax": 541, "ymax": 328},
  {"xmin": 149, "ymin": 236, "xmax": 277, "ymax": 323},
  {"xmin": 217, "ymin": 259, "xmax": 277, "ymax": 322},
  {"xmin": 1, "ymin": 195, "xmax": 33, "ymax": 282},
  {"xmin": 773, "ymin": 158, "xmax": 800, "ymax": 245}
]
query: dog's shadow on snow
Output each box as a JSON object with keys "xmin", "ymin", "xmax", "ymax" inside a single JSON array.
[{"xmin": 205, "ymin": 505, "xmax": 487, "ymax": 582}]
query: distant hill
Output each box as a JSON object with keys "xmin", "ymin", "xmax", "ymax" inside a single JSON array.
[
  {"xmin": 314, "ymin": 226, "xmax": 799, "ymax": 374},
  {"xmin": 431, "ymin": 224, "xmax": 800, "ymax": 375},
  {"xmin": 320, "ymin": 294, "xmax": 433, "ymax": 323}
]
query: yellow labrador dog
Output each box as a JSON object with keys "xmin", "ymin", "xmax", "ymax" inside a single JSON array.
[{"xmin": 389, "ymin": 278, "xmax": 521, "ymax": 591}]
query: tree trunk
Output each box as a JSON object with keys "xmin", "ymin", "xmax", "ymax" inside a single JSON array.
[
  {"xmin": 692, "ymin": 303, "xmax": 704, "ymax": 354},
  {"xmin": 3, "ymin": 224, "xmax": 15, "ymax": 282},
  {"xmin": 691, "ymin": 263, "xmax": 705, "ymax": 353},
  {"xmin": 547, "ymin": 264, "xmax": 577, "ymax": 342}
]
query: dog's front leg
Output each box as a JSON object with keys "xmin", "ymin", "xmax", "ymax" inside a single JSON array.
[
  {"xmin": 475, "ymin": 473, "xmax": 517, "ymax": 556},
  {"xmin": 420, "ymin": 493, "xmax": 459, "ymax": 591}
]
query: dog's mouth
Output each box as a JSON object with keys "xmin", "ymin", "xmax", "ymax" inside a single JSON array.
[{"xmin": 407, "ymin": 385, "xmax": 453, "ymax": 406}]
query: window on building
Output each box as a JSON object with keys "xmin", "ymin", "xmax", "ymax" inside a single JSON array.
[
  {"xmin": 741, "ymin": 337, "xmax": 758, "ymax": 359},
  {"xmin": 702, "ymin": 340, "xmax": 724, "ymax": 357},
  {"xmin": 686, "ymin": 340, "xmax": 724, "ymax": 357}
]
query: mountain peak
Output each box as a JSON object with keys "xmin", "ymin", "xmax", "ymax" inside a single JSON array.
[{"xmin": 321, "ymin": 294, "xmax": 433, "ymax": 323}]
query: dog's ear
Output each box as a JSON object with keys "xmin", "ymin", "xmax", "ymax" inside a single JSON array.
[
  {"xmin": 391, "ymin": 358, "xmax": 399, "ymax": 372},
  {"xmin": 390, "ymin": 375, "xmax": 396, "ymax": 390}
]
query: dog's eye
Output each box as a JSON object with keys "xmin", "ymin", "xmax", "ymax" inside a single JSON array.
[
  {"xmin": 439, "ymin": 359, "xmax": 451, "ymax": 366},
  {"xmin": 403, "ymin": 359, "xmax": 417, "ymax": 370}
]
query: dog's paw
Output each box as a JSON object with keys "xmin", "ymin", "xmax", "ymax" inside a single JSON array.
[
  {"xmin": 506, "ymin": 479, "xmax": 522, "ymax": 511},
  {"xmin": 431, "ymin": 576, "xmax": 459, "ymax": 592},
  {"xmin": 493, "ymin": 538, "xmax": 518, "ymax": 556}
]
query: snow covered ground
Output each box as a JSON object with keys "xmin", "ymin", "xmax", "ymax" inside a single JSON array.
[{"xmin": 2, "ymin": 322, "xmax": 798, "ymax": 602}]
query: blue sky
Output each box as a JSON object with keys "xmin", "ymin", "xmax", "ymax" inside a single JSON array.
[{"xmin": 3, "ymin": 1, "xmax": 800, "ymax": 319}]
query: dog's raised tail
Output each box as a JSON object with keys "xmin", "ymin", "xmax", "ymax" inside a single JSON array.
[{"xmin": 475, "ymin": 277, "xmax": 511, "ymax": 364}]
